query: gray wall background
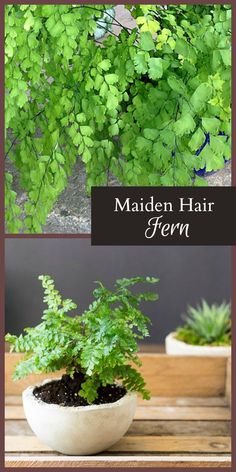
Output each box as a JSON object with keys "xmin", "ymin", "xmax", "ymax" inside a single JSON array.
[{"xmin": 5, "ymin": 239, "xmax": 230, "ymax": 344}]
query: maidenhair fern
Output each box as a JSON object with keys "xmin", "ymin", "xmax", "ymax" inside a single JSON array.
[
  {"xmin": 5, "ymin": 4, "xmax": 231, "ymax": 232},
  {"xmin": 6, "ymin": 275, "xmax": 159, "ymax": 403}
]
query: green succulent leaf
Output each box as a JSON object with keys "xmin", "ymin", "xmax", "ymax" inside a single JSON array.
[{"xmin": 176, "ymin": 300, "xmax": 231, "ymax": 346}]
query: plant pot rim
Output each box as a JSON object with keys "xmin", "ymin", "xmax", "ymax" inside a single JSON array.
[
  {"xmin": 22, "ymin": 378, "xmax": 136, "ymax": 412},
  {"xmin": 166, "ymin": 332, "xmax": 231, "ymax": 350}
]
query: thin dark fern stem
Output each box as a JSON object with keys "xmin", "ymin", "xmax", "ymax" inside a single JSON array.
[
  {"xmin": 5, "ymin": 135, "xmax": 18, "ymax": 160},
  {"xmin": 5, "ymin": 109, "xmax": 45, "ymax": 160},
  {"xmin": 80, "ymin": 5, "xmax": 133, "ymax": 33}
]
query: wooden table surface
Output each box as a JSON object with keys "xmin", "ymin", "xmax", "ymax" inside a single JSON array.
[{"xmin": 5, "ymin": 353, "xmax": 231, "ymax": 468}]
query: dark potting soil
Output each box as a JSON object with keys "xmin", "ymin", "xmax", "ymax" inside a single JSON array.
[{"xmin": 33, "ymin": 372, "xmax": 126, "ymax": 407}]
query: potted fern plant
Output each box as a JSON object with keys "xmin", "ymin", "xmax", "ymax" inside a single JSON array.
[
  {"xmin": 5, "ymin": 274, "xmax": 159, "ymax": 455},
  {"xmin": 165, "ymin": 300, "xmax": 231, "ymax": 357}
]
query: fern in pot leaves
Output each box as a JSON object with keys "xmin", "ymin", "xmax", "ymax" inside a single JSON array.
[{"xmin": 6, "ymin": 274, "xmax": 159, "ymax": 455}]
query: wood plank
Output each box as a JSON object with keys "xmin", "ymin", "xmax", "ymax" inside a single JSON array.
[
  {"xmin": 139, "ymin": 344, "xmax": 165, "ymax": 353},
  {"xmin": 4, "ymin": 455, "xmax": 232, "ymax": 468},
  {"xmin": 5, "ymin": 436, "xmax": 52, "ymax": 453},
  {"xmin": 226, "ymin": 357, "xmax": 231, "ymax": 407},
  {"xmin": 5, "ymin": 406, "xmax": 25, "ymax": 420},
  {"xmin": 136, "ymin": 406, "xmax": 231, "ymax": 421},
  {"xmin": 138, "ymin": 355, "xmax": 227, "ymax": 397},
  {"xmin": 5, "ymin": 435, "xmax": 231, "ymax": 454},
  {"xmin": 128, "ymin": 420, "xmax": 231, "ymax": 437},
  {"xmin": 5, "ymin": 421, "xmax": 33, "ymax": 437},
  {"xmin": 5, "ymin": 405, "xmax": 231, "ymax": 421},
  {"xmin": 137, "ymin": 396, "xmax": 228, "ymax": 407},
  {"xmin": 5, "ymin": 395, "xmax": 228, "ymax": 407},
  {"xmin": 109, "ymin": 436, "xmax": 231, "ymax": 453},
  {"xmin": 5, "ymin": 419, "xmax": 231, "ymax": 437},
  {"xmin": 5, "ymin": 353, "xmax": 227, "ymax": 397},
  {"xmin": 5, "ymin": 396, "xmax": 23, "ymax": 405}
]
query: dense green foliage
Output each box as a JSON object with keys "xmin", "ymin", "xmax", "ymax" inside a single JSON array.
[
  {"xmin": 5, "ymin": 275, "xmax": 159, "ymax": 402},
  {"xmin": 176, "ymin": 300, "xmax": 231, "ymax": 346},
  {"xmin": 5, "ymin": 4, "xmax": 231, "ymax": 232}
]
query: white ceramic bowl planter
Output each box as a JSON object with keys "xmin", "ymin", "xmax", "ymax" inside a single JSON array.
[
  {"xmin": 23, "ymin": 379, "xmax": 137, "ymax": 455},
  {"xmin": 165, "ymin": 332, "xmax": 231, "ymax": 357}
]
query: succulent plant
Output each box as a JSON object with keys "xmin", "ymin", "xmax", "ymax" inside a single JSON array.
[{"xmin": 176, "ymin": 300, "xmax": 231, "ymax": 346}]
